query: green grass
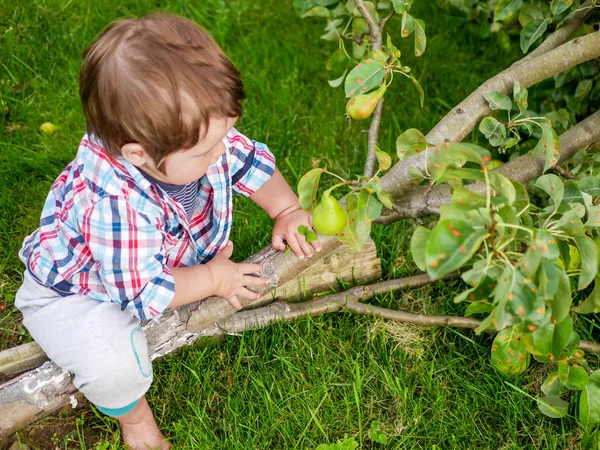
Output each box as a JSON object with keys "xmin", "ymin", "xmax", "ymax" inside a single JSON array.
[{"xmin": 1, "ymin": 0, "xmax": 598, "ymax": 448}]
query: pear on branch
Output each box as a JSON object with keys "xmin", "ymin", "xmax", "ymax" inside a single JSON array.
[{"xmin": 346, "ymin": 84, "xmax": 386, "ymax": 120}]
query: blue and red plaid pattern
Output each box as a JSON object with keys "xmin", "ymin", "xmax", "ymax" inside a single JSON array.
[{"xmin": 25, "ymin": 128, "xmax": 275, "ymax": 320}]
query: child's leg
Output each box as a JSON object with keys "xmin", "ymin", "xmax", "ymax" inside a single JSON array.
[{"xmin": 15, "ymin": 272, "xmax": 169, "ymax": 449}]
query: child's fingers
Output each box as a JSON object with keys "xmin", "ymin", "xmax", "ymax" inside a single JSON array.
[
  {"xmin": 285, "ymin": 234, "xmax": 305, "ymax": 259},
  {"xmin": 272, "ymin": 234, "xmax": 286, "ymax": 252},
  {"xmin": 310, "ymin": 238, "xmax": 322, "ymax": 252},
  {"xmin": 238, "ymin": 287, "xmax": 262, "ymax": 300},
  {"xmin": 243, "ymin": 275, "xmax": 270, "ymax": 286},
  {"xmin": 239, "ymin": 263, "xmax": 264, "ymax": 274},
  {"xmin": 296, "ymin": 232, "xmax": 314, "ymax": 258},
  {"xmin": 225, "ymin": 295, "xmax": 243, "ymax": 310}
]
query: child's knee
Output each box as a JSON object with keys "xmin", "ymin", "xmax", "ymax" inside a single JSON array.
[{"xmin": 78, "ymin": 327, "xmax": 153, "ymax": 410}]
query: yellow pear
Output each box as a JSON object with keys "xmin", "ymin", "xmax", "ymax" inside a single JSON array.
[
  {"xmin": 346, "ymin": 85, "xmax": 386, "ymax": 120},
  {"xmin": 39, "ymin": 122, "xmax": 58, "ymax": 134},
  {"xmin": 312, "ymin": 192, "xmax": 347, "ymax": 236}
]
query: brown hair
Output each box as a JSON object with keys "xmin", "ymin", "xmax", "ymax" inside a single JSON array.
[{"xmin": 80, "ymin": 13, "xmax": 245, "ymax": 166}]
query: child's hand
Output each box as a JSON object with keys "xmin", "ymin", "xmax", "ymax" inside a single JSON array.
[
  {"xmin": 206, "ymin": 241, "xmax": 269, "ymax": 309},
  {"xmin": 272, "ymin": 205, "xmax": 321, "ymax": 259}
]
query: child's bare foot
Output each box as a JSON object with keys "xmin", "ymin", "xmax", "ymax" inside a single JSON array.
[{"xmin": 117, "ymin": 396, "xmax": 171, "ymax": 450}]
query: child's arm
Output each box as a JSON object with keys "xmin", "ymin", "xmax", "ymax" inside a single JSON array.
[
  {"xmin": 167, "ymin": 241, "xmax": 268, "ymax": 310},
  {"xmin": 250, "ymin": 168, "xmax": 321, "ymax": 259}
]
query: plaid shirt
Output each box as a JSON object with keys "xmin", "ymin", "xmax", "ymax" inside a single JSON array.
[{"xmin": 24, "ymin": 128, "xmax": 275, "ymax": 320}]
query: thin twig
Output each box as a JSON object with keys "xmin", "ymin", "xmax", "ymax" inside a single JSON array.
[
  {"xmin": 381, "ymin": 10, "xmax": 395, "ymax": 32},
  {"xmin": 355, "ymin": 0, "xmax": 385, "ymax": 179},
  {"xmin": 550, "ymin": 165, "xmax": 576, "ymax": 180},
  {"xmin": 341, "ymin": 31, "xmax": 370, "ymax": 45}
]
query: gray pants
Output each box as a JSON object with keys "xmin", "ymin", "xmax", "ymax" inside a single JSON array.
[{"xmin": 15, "ymin": 235, "xmax": 153, "ymax": 416}]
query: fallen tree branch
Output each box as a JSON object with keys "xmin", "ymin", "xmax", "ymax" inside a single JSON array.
[
  {"xmin": 376, "ymin": 109, "xmax": 600, "ymax": 223},
  {"xmin": 380, "ymin": 30, "xmax": 600, "ymax": 199}
]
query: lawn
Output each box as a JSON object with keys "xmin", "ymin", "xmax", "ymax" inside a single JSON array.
[{"xmin": 1, "ymin": 0, "xmax": 598, "ymax": 448}]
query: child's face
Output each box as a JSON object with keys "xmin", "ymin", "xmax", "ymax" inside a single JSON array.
[{"xmin": 135, "ymin": 116, "xmax": 237, "ymax": 185}]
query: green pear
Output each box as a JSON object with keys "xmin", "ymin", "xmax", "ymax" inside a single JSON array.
[
  {"xmin": 346, "ymin": 85, "xmax": 386, "ymax": 120},
  {"xmin": 312, "ymin": 192, "xmax": 347, "ymax": 236}
]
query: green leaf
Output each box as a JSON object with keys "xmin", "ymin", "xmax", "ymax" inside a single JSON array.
[
  {"xmin": 368, "ymin": 421, "xmax": 388, "ymax": 445},
  {"xmin": 358, "ymin": 186, "xmax": 383, "ymax": 221},
  {"xmin": 414, "ymin": 19, "xmax": 426, "ymax": 57},
  {"xmin": 519, "ymin": 4, "xmax": 545, "ymax": 26},
  {"xmin": 495, "ymin": 0, "xmax": 523, "ymax": 22},
  {"xmin": 391, "ymin": 0, "xmax": 411, "ymax": 13},
  {"xmin": 294, "ymin": 0, "xmax": 319, "ymax": 17},
  {"xmin": 345, "ymin": 59, "xmax": 386, "ymax": 97},
  {"xmin": 320, "ymin": 18, "xmax": 345, "ymax": 40},
  {"xmin": 552, "ymin": 315, "xmax": 573, "ymax": 359},
  {"xmin": 485, "ymin": 91, "xmax": 513, "ymax": 111},
  {"xmin": 491, "ymin": 325, "xmax": 530, "ymax": 376},
  {"xmin": 534, "ymin": 174, "xmax": 564, "ymax": 207},
  {"xmin": 542, "ymin": 369, "xmax": 569, "ymax": 396},
  {"xmin": 411, "ymin": 226, "xmax": 430, "ymax": 271},
  {"xmin": 554, "ymin": 208, "xmax": 585, "ymax": 237},
  {"xmin": 575, "ymin": 79, "xmax": 593, "ymax": 98},
  {"xmin": 551, "ymin": 0, "xmax": 574, "ymax": 16},
  {"xmin": 386, "ymin": 33, "xmax": 401, "ymax": 63},
  {"xmin": 520, "ymin": 19, "xmax": 548, "ymax": 53},
  {"xmin": 505, "ymin": 269, "xmax": 546, "ymax": 327},
  {"xmin": 409, "ymin": 74, "xmax": 425, "ymax": 107},
  {"xmin": 479, "ymin": 117, "xmax": 507, "ymax": 147},
  {"xmin": 429, "ymin": 143, "xmax": 489, "ymax": 183},
  {"xmin": 425, "ymin": 218, "xmax": 487, "ymax": 279},
  {"xmin": 530, "ymin": 122, "xmax": 560, "ymax": 172},
  {"xmin": 552, "ymin": 267, "xmax": 572, "ymax": 323},
  {"xmin": 305, "ymin": 230, "xmax": 318, "ymax": 243},
  {"xmin": 580, "ymin": 370, "xmax": 600, "ymax": 429},
  {"xmin": 374, "ymin": 146, "xmax": 392, "ymax": 171},
  {"xmin": 396, "ymin": 128, "xmax": 428, "ymax": 160},
  {"xmin": 579, "ymin": 176, "xmax": 600, "ymax": 197},
  {"xmin": 574, "ymin": 280, "xmax": 600, "ymax": 314},
  {"xmin": 538, "ymin": 259, "xmax": 559, "ymax": 301},
  {"xmin": 513, "ymin": 81, "xmax": 528, "ymax": 115},
  {"xmin": 574, "ymin": 235, "xmax": 597, "ymax": 290},
  {"xmin": 368, "ymin": 177, "xmax": 393, "ymax": 210},
  {"xmin": 326, "ymin": 48, "xmax": 348, "ymax": 72},
  {"xmin": 537, "ymin": 395, "xmax": 569, "ymax": 418},
  {"xmin": 298, "ymin": 168, "xmax": 325, "ymax": 213},
  {"xmin": 328, "ymin": 70, "xmax": 347, "ymax": 88},
  {"xmin": 558, "ymin": 358, "xmax": 588, "ymax": 390},
  {"xmin": 465, "ymin": 301, "xmax": 493, "ymax": 316},
  {"xmin": 401, "ymin": 11, "xmax": 414, "ymax": 37}
]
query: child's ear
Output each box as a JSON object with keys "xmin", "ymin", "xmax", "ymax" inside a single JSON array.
[{"xmin": 121, "ymin": 143, "xmax": 151, "ymax": 167}]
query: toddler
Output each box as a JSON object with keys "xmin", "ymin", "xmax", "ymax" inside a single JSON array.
[{"xmin": 15, "ymin": 13, "xmax": 319, "ymax": 449}]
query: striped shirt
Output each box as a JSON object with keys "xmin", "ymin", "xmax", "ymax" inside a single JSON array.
[
  {"xmin": 23, "ymin": 128, "xmax": 275, "ymax": 320},
  {"xmin": 140, "ymin": 172, "xmax": 199, "ymax": 220}
]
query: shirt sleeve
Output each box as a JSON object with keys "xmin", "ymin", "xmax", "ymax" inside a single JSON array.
[
  {"xmin": 226, "ymin": 128, "xmax": 276, "ymax": 197},
  {"xmin": 79, "ymin": 195, "xmax": 175, "ymax": 320}
]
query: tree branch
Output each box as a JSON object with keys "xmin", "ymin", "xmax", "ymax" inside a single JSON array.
[
  {"xmin": 355, "ymin": 0, "xmax": 385, "ymax": 178},
  {"xmin": 376, "ymin": 109, "xmax": 600, "ymax": 223},
  {"xmin": 380, "ymin": 30, "xmax": 600, "ymax": 199}
]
